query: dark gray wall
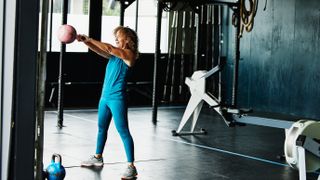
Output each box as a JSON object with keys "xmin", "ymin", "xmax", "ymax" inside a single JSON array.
[
  {"xmin": 45, "ymin": 53, "xmax": 159, "ymax": 108},
  {"xmin": 225, "ymin": 0, "xmax": 320, "ymax": 119}
]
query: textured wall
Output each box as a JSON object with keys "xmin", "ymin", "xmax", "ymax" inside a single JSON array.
[{"xmin": 225, "ymin": 0, "xmax": 320, "ymax": 119}]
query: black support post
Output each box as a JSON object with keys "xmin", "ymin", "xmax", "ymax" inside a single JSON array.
[
  {"xmin": 135, "ymin": 0, "xmax": 139, "ymax": 31},
  {"xmin": 57, "ymin": 0, "xmax": 69, "ymax": 128},
  {"xmin": 213, "ymin": 5, "xmax": 221, "ymax": 96},
  {"xmin": 117, "ymin": 0, "xmax": 136, "ymax": 26},
  {"xmin": 152, "ymin": 1, "xmax": 163, "ymax": 124},
  {"xmin": 89, "ymin": 0, "xmax": 103, "ymax": 41},
  {"xmin": 8, "ymin": 0, "xmax": 39, "ymax": 178},
  {"xmin": 231, "ymin": 5, "xmax": 240, "ymax": 107},
  {"xmin": 120, "ymin": 1, "xmax": 125, "ymax": 25},
  {"xmin": 35, "ymin": 0, "xmax": 50, "ymax": 179}
]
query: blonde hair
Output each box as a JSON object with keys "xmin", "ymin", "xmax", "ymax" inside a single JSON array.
[{"xmin": 113, "ymin": 26, "xmax": 139, "ymax": 59}]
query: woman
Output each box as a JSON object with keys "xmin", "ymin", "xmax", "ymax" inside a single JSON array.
[{"xmin": 77, "ymin": 26, "xmax": 139, "ymax": 179}]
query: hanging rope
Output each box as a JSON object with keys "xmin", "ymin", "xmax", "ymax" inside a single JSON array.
[
  {"xmin": 239, "ymin": 0, "xmax": 258, "ymax": 37},
  {"xmin": 232, "ymin": 0, "xmax": 268, "ymax": 37}
]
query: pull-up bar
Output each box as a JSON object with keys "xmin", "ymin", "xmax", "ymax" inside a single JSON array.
[{"xmin": 159, "ymin": 0, "xmax": 238, "ymax": 6}]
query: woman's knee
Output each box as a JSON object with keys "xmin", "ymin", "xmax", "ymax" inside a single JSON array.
[{"xmin": 117, "ymin": 127, "xmax": 131, "ymax": 138}]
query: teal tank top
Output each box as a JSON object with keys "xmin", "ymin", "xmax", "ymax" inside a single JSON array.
[{"xmin": 101, "ymin": 55, "xmax": 129, "ymax": 99}]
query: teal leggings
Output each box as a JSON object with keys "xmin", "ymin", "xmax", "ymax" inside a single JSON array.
[{"xmin": 96, "ymin": 98, "xmax": 134, "ymax": 162}]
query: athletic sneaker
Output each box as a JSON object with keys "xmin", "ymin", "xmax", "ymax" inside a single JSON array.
[
  {"xmin": 80, "ymin": 155, "xmax": 104, "ymax": 167},
  {"xmin": 121, "ymin": 165, "xmax": 138, "ymax": 179}
]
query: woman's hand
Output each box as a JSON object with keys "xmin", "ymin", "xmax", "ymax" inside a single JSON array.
[{"xmin": 77, "ymin": 34, "xmax": 90, "ymax": 43}]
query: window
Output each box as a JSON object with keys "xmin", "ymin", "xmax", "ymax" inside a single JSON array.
[
  {"xmin": 42, "ymin": 0, "xmax": 169, "ymax": 53},
  {"xmin": 100, "ymin": 0, "xmax": 121, "ymax": 48},
  {"xmin": 44, "ymin": 0, "xmax": 89, "ymax": 52},
  {"xmin": 101, "ymin": 0, "xmax": 169, "ymax": 53}
]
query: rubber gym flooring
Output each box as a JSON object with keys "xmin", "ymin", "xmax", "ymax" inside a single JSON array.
[{"xmin": 43, "ymin": 106, "xmax": 319, "ymax": 180}]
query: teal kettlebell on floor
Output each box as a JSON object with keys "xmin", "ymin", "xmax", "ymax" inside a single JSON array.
[{"xmin": 46, "ymin": 153, "xmax": 66, "ymax": 180}]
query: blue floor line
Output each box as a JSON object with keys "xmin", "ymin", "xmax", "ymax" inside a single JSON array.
[{"xmin": 164, "ymin": 137, "xmax": 290, "ymax": 167}]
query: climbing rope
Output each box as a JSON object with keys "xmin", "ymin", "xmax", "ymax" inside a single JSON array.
[
  {"xmin": 240, "ymin": 0, "xmax": 258, "ymax": 36},
  {"xmin": 233, "ymin": 0, "xmax": 268, "ymax": 37}
]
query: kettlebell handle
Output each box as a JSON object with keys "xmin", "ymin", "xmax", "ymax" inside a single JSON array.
[{"xmin": 51, "ymin": 153, "xmax": 62, "ymax": 166}]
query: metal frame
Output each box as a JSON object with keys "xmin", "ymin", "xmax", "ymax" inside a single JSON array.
[
  {"xmin": 152, "ymin": 0, "xmax": 241, "ymax": 125},
  {"xmin": 161, "ymin": 0, "xmax": 307, "ymax": 135},
  {"xmin": 159, "ymin": 0, "xmax": 238, "ymax": 6},
  {"xmin": 172, "ymin": 66, "xmax": 223, "ymax": 136},
  {"xmin": 296, "ymin": 135, "xmax": 320, "ymax": 180},
  {"xmin": 0, "ymin": 0, "xmax": 4, "ymax": 177},
  {"xmin": 117, "ymin": 0, "xmax": 136, "ymax": 25},
  {"xmin": 57, "ymin": 0, "xmax": 69, "ymax": 128},
  {"xmin": 35, "ymin": 0, "xmax": 50, "ymax": 179},
  {"xmin": 232, "ymin": 114, "xmax": 294, "ymax": 129}
]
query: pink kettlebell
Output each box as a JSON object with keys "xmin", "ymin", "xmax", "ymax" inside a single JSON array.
[{"xmin": 57, "ymin": 24, "xmax": 77, "ymax": 44}]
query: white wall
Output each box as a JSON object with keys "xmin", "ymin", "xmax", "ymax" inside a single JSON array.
[{"xmin": 1, "ymin": 0, "xmax": 16, "ymax": 179}]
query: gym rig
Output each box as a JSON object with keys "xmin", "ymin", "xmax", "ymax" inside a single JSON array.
[{"xmin": 148, "ymin": 0, "xmax": 320, "ymax": 180}]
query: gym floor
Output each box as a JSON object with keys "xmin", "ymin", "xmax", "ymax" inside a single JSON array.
[{"xmin": 43, "ymin": 106, "xmax": 319, "ymax": 180}]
